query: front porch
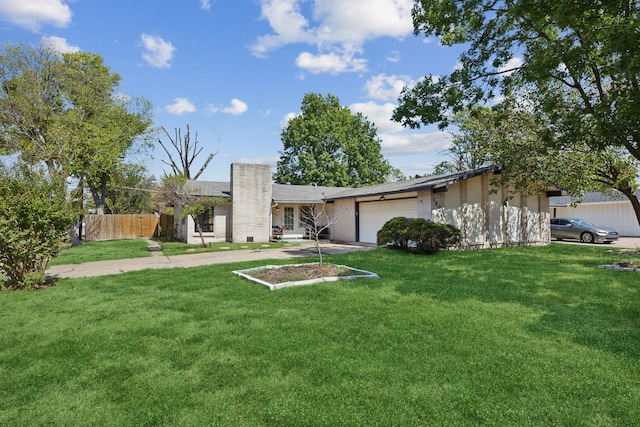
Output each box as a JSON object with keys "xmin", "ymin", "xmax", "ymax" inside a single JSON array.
[{"xmin": 271, "ymin": 226, "xmax": 330, "ymax": 242}]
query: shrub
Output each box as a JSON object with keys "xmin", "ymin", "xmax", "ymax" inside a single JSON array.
[
  {"xmin": 376, "ymin": 216, "xmax": 411, "ymax": 249},
  {"xmin": 0, "ymin": 163, "xmax": 77, "ymax": 290},
  {"xmin": 377, "ymin": 217, "xmax": 460, "ymax": 254}
]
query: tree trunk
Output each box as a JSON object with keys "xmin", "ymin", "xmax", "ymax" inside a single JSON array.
[
  {"xmin": 619, "ymin": 188, "xmax": 640, "ymax": 230},
  {"xmin": 191, "ymin": 214, "xmax": 207, "ymax": 247},
  {"xmin": 90, "ymin": 181, "xmax": 107, "ymax": 215}
]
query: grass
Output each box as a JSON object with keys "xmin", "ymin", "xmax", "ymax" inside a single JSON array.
[
  {"xmin": 2, "ymin": 244, "xmax": 639, "ymax": 426},
  {"xmin": 48, "ymin": 239, "xmax": 152, "ymax": 265},
  {"xmin": 49, "ymin": 239, "xmax": 300, "ymax": 265},
  {"xmin": 158, "ymin": 240, "xmax": 299, "ymax": 256}
]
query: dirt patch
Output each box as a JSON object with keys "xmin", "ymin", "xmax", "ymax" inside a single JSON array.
[
  {"xmin": 599, "ymin": 261, "xmax": 640, "ymax": 272},
  {"xmin": 617, "ymin": 261, "xmax": 640, "ymax": 268},
  {"xmin": 249, "ymin": 264, "xmax": 356, "ymax": 284},
  {"xmin": 233, "ymin": 263, "xmax": 379, "ymax": 290}
]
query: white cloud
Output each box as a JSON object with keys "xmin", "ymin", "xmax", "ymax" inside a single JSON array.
[
  {"xmin": 498, "ymin": 56, "xmax": 523, "ymax": 76},
  {"xmin": 200, "ymin": 0, "xmax": 210, "ymax": 11},
  {"xmin": 385, "ymin": 50, "xmax": 400, "ymax": 63},
  {"xmin": 280, "ymin": 112, "xmax": 297, "ymax": 129},
  {"xmin": 236, "ymin": 155, "xmax": 280, "ymax": 168},
  {"xmin": 0, "ymin": 0, "xmax": 72, "ymax": 32},
  {"xmin": 364, "ymin": 74, "xmax": 414, "ymax": 102},
  {"xmin": 251, "ymin": 0, "xmax": 312, "ymax": 57},
  {"xmin": 165, "ymin": 98, "xmax": 196, "ymax": 115},
  {"xmin": 312, "ymin": 0, "xmax": 412, "ymax": 44},
  {"xmin": 349, "ymin": 99, "xmax": 453, "ymax": 174},
  {"xmin": 222, "ymin": 99, "xmax": 248, "ymax": 115},
  {"xmin": 349, "ymin": 101, "xmax": 403, "ymax": 134},
  {"xmin": 207, "ymin": 99, "xmax": 248, "ymax": 115},
  {"xmin": 379, "ymin": 131, "xmax": 452, "ymax": 156},
  {"xmin": 295, "ymin": 50, "xmax": 366, "ymax": 74},
  {"xmin": 252, "ymin": 0, "xmax": 413, "ymax": 74},
  {"xmin": 140, "ymin": 34, "xmax": 176, "ymax": 68},
  {"xmin": 40, "ymin": 35, "xmax": 79, "ymax": 53}
]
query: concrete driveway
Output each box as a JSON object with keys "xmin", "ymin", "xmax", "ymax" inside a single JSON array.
[{"xmin": 552, "ymin": 236, "xmax": 640, "ymax": 249}]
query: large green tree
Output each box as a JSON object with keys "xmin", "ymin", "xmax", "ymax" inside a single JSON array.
[
  {"xmin": 393, "ymin": 1, "xmax": 640, "ymax": 225},
  {"xmin": 0, "ymin": 43, "xmax": 153, "ymax": 214},
  {"xmin": 439, "ymin": 104, "xmax": 640, "ymax": 203},
  {"xmin": 103, "ymin": 163, "xmax": 155, "ymax": 214},
  {"xmin": 275, "ymin": 93, "xmax": 401, "ymax": 187}
]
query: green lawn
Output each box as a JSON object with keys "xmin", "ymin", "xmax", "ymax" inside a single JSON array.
[
  {"xmin": 48, "ymin": 239, "xmax": 152, "ymax": 265},
  {"xmin": 2, "ymin": 244, "xmax": 639, "ymax": 426},
  {"xmin": 49, "ymin": 239, "xmax": 299, "ymax": 265}
]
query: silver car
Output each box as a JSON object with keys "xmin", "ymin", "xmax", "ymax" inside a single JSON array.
[{"xmin": 550, "ymin": 217, "xmax": 619, "ymax": 243}]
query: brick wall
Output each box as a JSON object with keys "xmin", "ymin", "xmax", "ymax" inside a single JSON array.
[{"xmin": 230, "ymin": 163, "xmax": 272, "ymax": 243}]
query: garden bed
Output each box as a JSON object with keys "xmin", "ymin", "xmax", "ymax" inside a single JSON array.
[
  {"xmin": 599, "ymin": 261, "xmax": 640, "ymax": 272},
  {"xmin": 232, "ymin": 263, "xmax": 379, "ymax": 290}
]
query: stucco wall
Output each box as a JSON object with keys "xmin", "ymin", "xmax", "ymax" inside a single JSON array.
[
  {"xmin": 185, "ymin": 205, "xmax": 230, "ymax": 245},
  {"xmin": 432, "ymin": 173, "xmax": 550, "ymax": 248},
  {"xmin": 331, "ymin": 199, "xmax": 356, "ymax": 242}
]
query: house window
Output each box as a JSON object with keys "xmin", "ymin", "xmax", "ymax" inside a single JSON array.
[
  {"xmin": 196, "ymin": 207, "xmax": 214, "ymax": 233},
  {"xmin": 299, "ymin": 205, "xmax": 315, "ymax": 228},
  {"xmin": 284, "ymin": 207, "xmax": 294, "ymax": 230}
]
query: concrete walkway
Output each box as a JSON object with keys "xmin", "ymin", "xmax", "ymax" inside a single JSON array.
[
  {"xmin": 46, "ymin": 237, "xmax": 640, "ymax": 280},
  {"xmin": 46, "ymin": 241, "xmax": 374, "ymax": 279}
]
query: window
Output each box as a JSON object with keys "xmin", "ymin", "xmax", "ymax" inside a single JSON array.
[
  {"xmin": 299, "ymin": 205, "xmax": 316, "ymax": 228},
  {"xmin": 196, "ymin": 207, "xmax": 214, "ymax": 233},
  {"xmin": 284, "ymin": 207, "xmax": 294, "ymax": 230}
]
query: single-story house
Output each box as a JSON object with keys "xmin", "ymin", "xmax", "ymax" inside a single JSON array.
[
  {"xmin": 550, "ymin": 191, "xmax": 640, "ymax": 236},
  {"xmin": 175, "ymin": 163, "xmax": 555, "ymax": 249}
]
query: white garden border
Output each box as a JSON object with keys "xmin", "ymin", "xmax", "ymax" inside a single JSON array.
[{"xmin": 232, "ymin": 263, "xmax": 379, "ymax": 290}]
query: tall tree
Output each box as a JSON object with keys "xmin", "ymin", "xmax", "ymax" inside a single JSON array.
[
  {"xmin": 440, "ymin": 103, "xmax": 640, "ymax": 200},
  {"xmin": 0, "ymin": 43, "xmax": 65, "ymax": 173},
  {"xmin": 393, "ymin": 1, "xmax": 640, "ymax": 225},
  {"xmin": 158, "ymin": 125, "xmax": 217, "ymax": 180},
  {"xmin": 275, "ymin": 93, "xmax": 402, "ymax": 187},
  {"xmin": 58, "ymin": 52, "xmax": 153, "ymax": 214},
  {"xmin": 0, "ymin": 43, "xmax": 153, "ymax": 214},
  {"xmin": 104, "ymin": 163, "xmax": 155, "ymax": 214},
  {"xmin": 431, "ymin": 106, "xmax": 494, "ymax": 175}
]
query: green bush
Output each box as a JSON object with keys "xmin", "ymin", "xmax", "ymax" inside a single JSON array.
[
  {"xmin": 376, "ymin": 216, "xmax": 411, "ymax": 248},
  {"xmin": 377, "ymin": 217, "xmax": 460, "ymax": 254},
  {"xmin": 0, "ymin": 163, "xmax": 77, "ymax": 290}
]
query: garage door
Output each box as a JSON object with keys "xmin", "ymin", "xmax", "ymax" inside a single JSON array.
[{"xmin": 358, "ymin": 198, "xmax": 418, "ymax": 243}]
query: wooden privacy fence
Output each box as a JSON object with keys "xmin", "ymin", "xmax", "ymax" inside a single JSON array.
[{"xmin": 85, "ymin": 214, "xmax": 159, "ymax": 241}]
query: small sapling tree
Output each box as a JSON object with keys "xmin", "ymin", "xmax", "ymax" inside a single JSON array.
[{"xmin": 298, "ymin": 196, "xmax": 339, "ymax": 265}]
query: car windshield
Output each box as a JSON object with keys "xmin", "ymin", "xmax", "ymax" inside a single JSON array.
[{"xmin": 570, "ymin": 219, "xmax": 594, "ymax": 227}]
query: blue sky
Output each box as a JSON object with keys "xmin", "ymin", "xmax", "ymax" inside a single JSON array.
[{"xmin": 0, "ymin": 0, "xmax": 464, "ymax": 182}]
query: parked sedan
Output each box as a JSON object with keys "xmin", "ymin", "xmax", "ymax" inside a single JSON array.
[{"xmin": 550, "ymin": 217, "xmax": 619, "ymax": 243}]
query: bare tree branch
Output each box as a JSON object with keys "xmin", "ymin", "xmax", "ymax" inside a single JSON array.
[{"xmin": 158, "ymin": 125, "xmax": 218, "ymax": 180}]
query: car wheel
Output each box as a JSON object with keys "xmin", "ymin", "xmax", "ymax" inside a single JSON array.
[{"xmin": 580, "ymin": 232, "xmax": 594, "ymax": 243}]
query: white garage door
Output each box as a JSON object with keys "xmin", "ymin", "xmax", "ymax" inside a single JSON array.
[{"xmin": 358, "ymin": 198, "xmax": 418, "ymax": 243}]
